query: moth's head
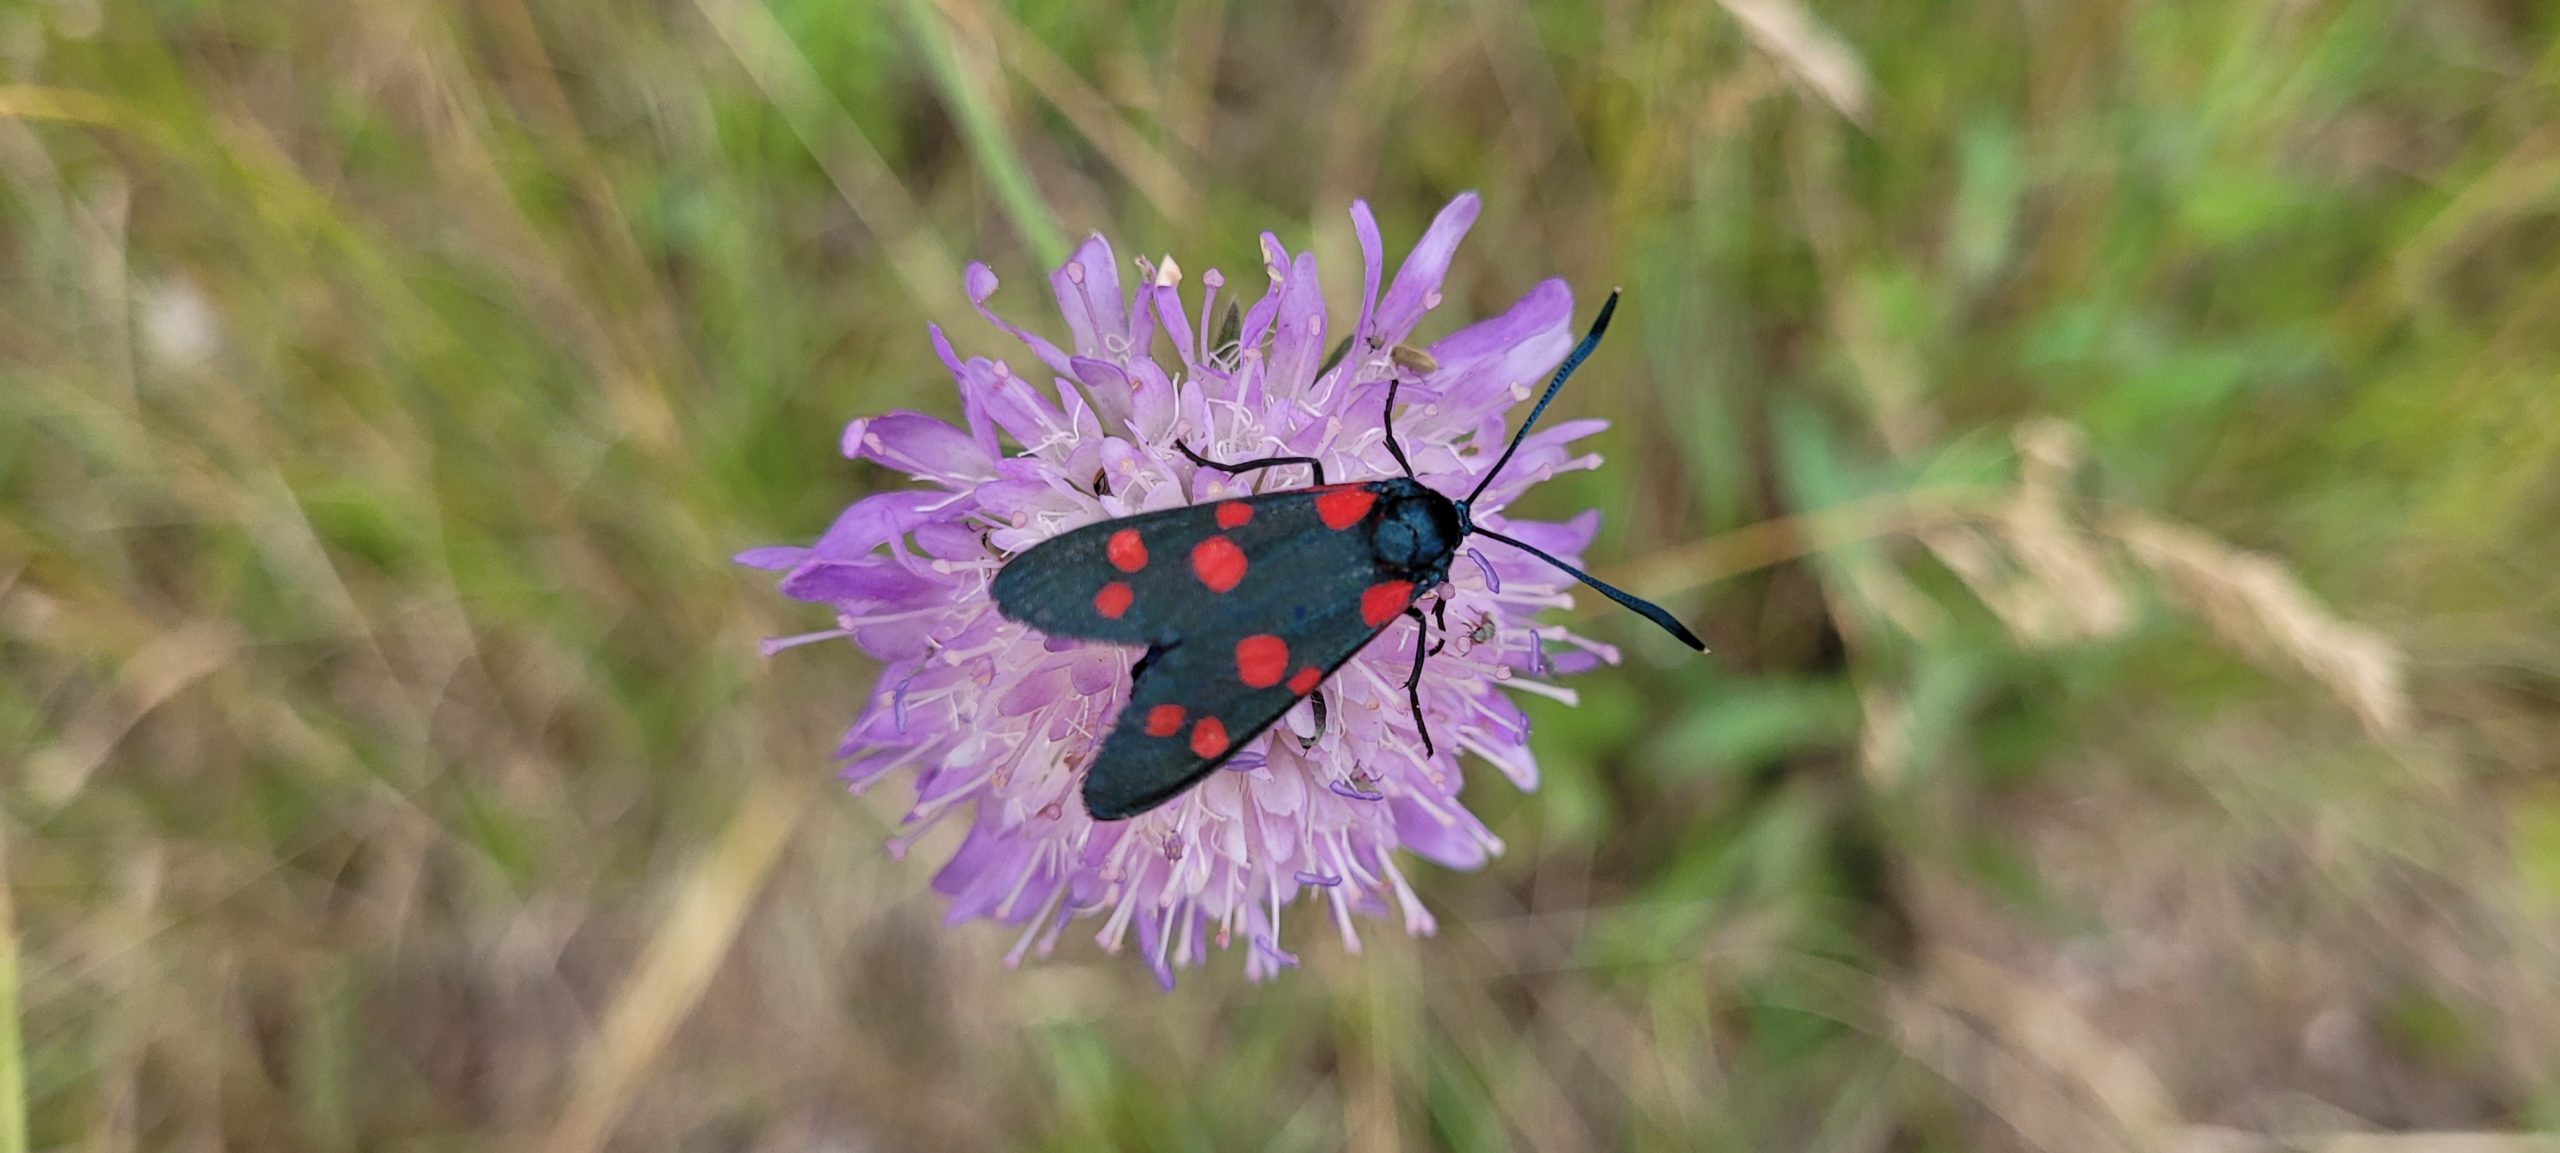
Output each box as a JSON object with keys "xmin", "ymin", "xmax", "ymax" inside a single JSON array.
[{"xmin": 1373, "ymin": 478, "xmax": 1462, "ymax": 577}]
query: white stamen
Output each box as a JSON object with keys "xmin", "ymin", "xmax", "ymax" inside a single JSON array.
[{"xmin": 758, "ymin": 628, "xmax": 849, "ymax": 657}]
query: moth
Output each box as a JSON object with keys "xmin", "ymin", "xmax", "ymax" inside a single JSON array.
[{"xmin": 991, "ymin": 290, "xmax": 1702, "ymax": 819}]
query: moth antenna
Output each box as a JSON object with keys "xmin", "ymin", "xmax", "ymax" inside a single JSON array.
[
  {"xmin": 1472, "ymin": 526, "xmax": 1705, "ymax": 651},
  {"xmin": 1463, "ymin": 288, "xmax": 1619, "ymax": 507}
]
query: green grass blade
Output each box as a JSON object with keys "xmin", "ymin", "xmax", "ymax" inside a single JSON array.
[{"xmin": 899, "ymin": 0, "xmax": 1070, "ymax": 266}]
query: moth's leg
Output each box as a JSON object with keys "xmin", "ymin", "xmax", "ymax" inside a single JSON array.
[
  {"xmin": 1428, "ymin": 596, "xmax": 1449, "ymax": 656},
  {"xmin": 1299, "ymin": 689, "xmax": 1328, "ymax": 750},
  {"xmin": 1381, "ymin": 376, "xmax": 1417, "ymax": 480},
  {"xmin": 1175, "ymin": 440, "xmax": 1325, "ymax": 488},
  {"xmin": 1402, "ymin": 606, "xmax": 1436, "ymax": 757},
  {"xmin": 1129, "ymin": 642, "xmax": 1172, "ymax": 683}
]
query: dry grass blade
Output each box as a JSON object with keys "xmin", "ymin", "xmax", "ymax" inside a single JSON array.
[
  {"xmin": 1920, "ymin": 945, "xmax": 2181, "ymax": 1148},
  {"xmin": 1605, "ymin": 487, "xmax": 1997, "ymax": 602},
  {"xmin": 1716, "ymin": 0, "xmax": 1873, "ymax": 127},
  {"xmin": 1922, "ymin": 420, "xmax": 2133, "ymax": 648},
  {"xmin": 0, "ymin": 819, "xmax": 23, "ymax": 1153},
  {"xmin": 1887, "ymin": 983, "xmax": 2144, "ymax": 1153},
  {"xmin": 540, "ymin": 771, "xmax": 812, "ymax": 1153},
  {"xmin": 2110, "ymin": 511, "xmax": 2411, "ymax": 741},
  {"xmin": 2181, "ymin": 1130, "xmax": 2560, "ymax": 1153},
  {"xmin": 24, "ymin": 620, "xmax": 241, "ymax": 807},
  {"xmin": 2000, "ymin": 419, "xmax": 2132, "ymax": 639}
]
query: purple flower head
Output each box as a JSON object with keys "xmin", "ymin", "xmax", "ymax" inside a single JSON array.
[{"xmin": 743, "ymin": 194, "xmax": 1628, "ymax": 984}]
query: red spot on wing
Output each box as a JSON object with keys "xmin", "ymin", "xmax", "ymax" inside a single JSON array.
[
  {"xmin": 1093, "ymin": 581, "xmax": 1133, "ymax": 619},
  {"xmin": 1216, "ymin": 501, "xmax": 1253, "ymax": 529},
  {"xmin": 1144, "ymin": 704, "xmax": 1186, "ymax": 737},
  {"xmin": 1316, "ymin": 487, "xmax": 1376, "ymax": 531},
  {"xmin": 1190, "ymin": 536, "xmax": 1247, "ymax": 593},
  {"xmin": 1235, "ymin": 634, "xmax": 1288, "ymax": 688},
  {"xmin": 1107, "ymin": 528, "xmax": 1147, "ymax": 573},
  {"xmin": 1287, "ymin": 666, "xmax": 1322, "ymax": 696},
  {"xmin": 1360, "ymin": 580, "xmax": 1416, "ymax": 628},
  {"xmin": 1189, "ymin": 716, "xmax": 1229, "ymax": 759}
]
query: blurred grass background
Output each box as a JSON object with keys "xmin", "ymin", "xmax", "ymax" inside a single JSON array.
[{"xmin": 6, "ymin": 0, "xmax": 2560, "ymax": 1148}]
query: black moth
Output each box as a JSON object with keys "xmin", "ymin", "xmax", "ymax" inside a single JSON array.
[{"xmin": 990, "ymin": 290, "xmax": 1703, "ymax": 820}]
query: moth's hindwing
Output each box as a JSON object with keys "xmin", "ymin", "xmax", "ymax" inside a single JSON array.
[{"xmin": 1083, "ymin": 590, "xmax": 1404, "ymax": 820}]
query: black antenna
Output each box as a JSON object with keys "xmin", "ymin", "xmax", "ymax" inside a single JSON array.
[
  {"xmin": 1475, "ymin": 527, "xmax": 1705, "ymax": 651},
  {"xmin": 1460, "ymin": 288, "xmax": 1706, "ymax": 652},
  {"xmin": 1464, "ymin": 288, "xmax": 1619, "ymax": 507}
]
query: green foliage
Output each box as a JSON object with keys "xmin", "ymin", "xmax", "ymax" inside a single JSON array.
[{"xmin": 6, "ymin": 0, "xmax": 2559, "ymax": 1149}]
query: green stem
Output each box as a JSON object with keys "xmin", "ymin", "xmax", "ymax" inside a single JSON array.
[{"xmin": 899, "ymin": 0, "xmax": 1070, "ymax": 267}]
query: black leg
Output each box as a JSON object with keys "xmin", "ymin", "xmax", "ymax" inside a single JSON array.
[
  {"xmin": 1176, "ymin": 440, "xmax": 1325, "ymax": 487},
  {"xmin": 1402, "ymin": 607, "xmax": 1435, "ymax": 756},
  {"xmin": 1427, "ymin": 597, "xmax": 1449, "ymax": 655},
  {"xmin": 1381, "ymin": 376, "xmax": 1417, "ymax": 480}
]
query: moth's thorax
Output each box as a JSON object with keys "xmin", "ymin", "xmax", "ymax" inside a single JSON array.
[{"xmin": 1370, "ymin": 477, "xmax": 1463, "ymax": 581}]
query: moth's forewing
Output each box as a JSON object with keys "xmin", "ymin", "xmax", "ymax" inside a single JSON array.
[{"xmin": 989, "ymin": 482, "xmax": 1393, "ymax": 644}]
